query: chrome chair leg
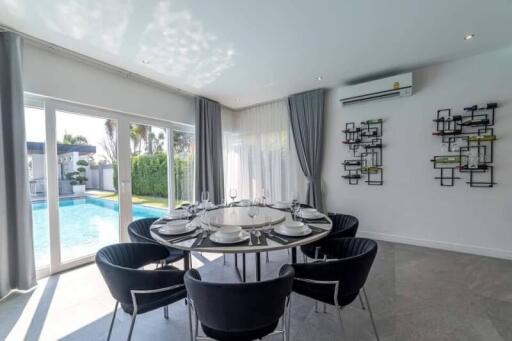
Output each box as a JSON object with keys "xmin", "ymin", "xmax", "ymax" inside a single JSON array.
[
  {"xmin": 187, "ymin": 298, "xmax": 194, "ymax": 341},
  {"xmin": 127, "ymin": 313, "xmax": 137, "ymax": 341},
  {"xmin": 223, "ymin": 254, "xmax": 226, "ymax": 265},
  {"xmin": 335, "ymin": 307, "xmax": 347, "ymax": 340},
  {"xmin": 164, "ymin": 305, "xmax": 169, "ymax": 319},
  {"xmin": 266, "ymin": 251, "xmax": 270, "ymax": 263},
  {"xmin": 358, "ymin": 292, "xmax": 366, "ymax": 310},
  {"xmin": 107, "ymin": 301, "xmax": 119, "ymax": 341},
  {"xmin": 314, "ymin": 301, "xmax": 319, "ymax": 313},
  {"xmin": 363, "ymin": 287, "xmax": 380, "ymax": 341}
]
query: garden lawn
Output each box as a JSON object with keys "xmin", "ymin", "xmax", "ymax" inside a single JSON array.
[{"xmin": 86, "ymin": 190, "xmax": 169, "ymax": 209}]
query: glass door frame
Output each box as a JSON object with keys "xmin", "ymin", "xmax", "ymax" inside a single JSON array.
[{"xmin": 25, "ymin": 93, "xmax": 194, "ymax": 277}]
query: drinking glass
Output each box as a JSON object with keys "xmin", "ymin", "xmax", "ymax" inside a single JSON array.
[
  {"xmin": 293, "ymin": 201, "xmax": 301, "ymax": 220},
  {"xmin": 229, "ymin": 188, "xmax": 237, "ymax": 205},
  {"xmin": 201, "ymin": 191, "xmax": 210, "ymax": 204},
  {"xmin": 248, "ymin": 203, "xmax": 259, "ymax": 229}
]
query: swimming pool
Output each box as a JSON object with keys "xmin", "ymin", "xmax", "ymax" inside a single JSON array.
[{"xmin": 32, "ymin": 197, "xmax": 166, "ymax": 269}]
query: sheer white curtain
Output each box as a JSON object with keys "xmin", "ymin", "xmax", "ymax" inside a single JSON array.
[{"xmin": 223, "ymin": 100, "xmax": 304, "ymax": 203}]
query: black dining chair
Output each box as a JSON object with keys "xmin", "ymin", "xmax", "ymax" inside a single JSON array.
[
  {"xmin": 291, "ymin": 237, "xmax": 380, "ymax": 340},
  {"xmin": 184, "ymin": 265, "xmax": 295, "ymax": 341},
  {"xmin": 96, "ymin": 243, "xmax": 187, "ymax": 341},
  {"xmin": 128, "ymin": 217, "xmax": 185, "ymax": 265},
  {"xmin": 300, "ymin": 213, "xmax": 359, "ymax": 262}
]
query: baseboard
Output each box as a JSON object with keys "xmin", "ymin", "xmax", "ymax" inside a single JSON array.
[{"xmin": 358, "ymin": 230, "xmax": 512, "ymax": 260}]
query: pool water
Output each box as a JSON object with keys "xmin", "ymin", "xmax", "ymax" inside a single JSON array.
[{"xmin": 32, "ymin": 197, "xmax": 166, "ymax": 269}]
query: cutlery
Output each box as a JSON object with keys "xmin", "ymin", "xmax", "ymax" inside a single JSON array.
[
  {"xmin": 169, "ymin": 230, "xmax": 202, "ymax": 243},
  {"xmin": 197, "ymin": 231, "xmax": 208, "ymax": 246},
  {"xmin": 265, "ymin": 231, "xmax": 288, "ymax": 244},
  {"xmin": 255, "ymin": 230, "xmax": 262, "ymax": 245}
]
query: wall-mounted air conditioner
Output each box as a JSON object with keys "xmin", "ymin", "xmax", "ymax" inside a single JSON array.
[{"xmin": 339, "ymin": 73, "xmax": 412, "ymax": 105}]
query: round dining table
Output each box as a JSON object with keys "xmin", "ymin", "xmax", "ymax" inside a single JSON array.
[{"xmin": 150, "ymin": 205, "xmax": 333, "ymax": 282}]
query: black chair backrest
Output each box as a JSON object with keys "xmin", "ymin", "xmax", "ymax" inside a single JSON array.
[
  {"xmin": 293, "ymin": 238, "xmax": 377, "ymax": 299},
  {"xmin": 185, "ymin": 265, "xmax": 294, "ymax": 333},
  {"xmin": 128, "ymin": 218, "xmax": 159, "ymax": 244},
  {"xmin": 96, "ymin": 243, "xmax": 182, "ymax": 306},
  {"xmin": 328, "ymin": 213, "xmax": 358, "ymax": 238}
]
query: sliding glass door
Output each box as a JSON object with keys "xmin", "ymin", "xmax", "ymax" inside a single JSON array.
[
  {"xmin": 24, "ymin": 95, "xmax": 195, "ymax": 276},
  {"xmin": 24, "ymin": 105, "xmax": 50, "ymax": 271},
  {"xmin": 55, "ymin": 110, "xmax": 120, "ymax": 263}
]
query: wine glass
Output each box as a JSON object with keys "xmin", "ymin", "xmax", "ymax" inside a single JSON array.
[
  {"xmin": 292, "ymin": 201, "xmax": 301, "ymax": 221},
  {"xmin": 201, "ymin": 191, "xmax": 210, "ymax": 204},
  {"xmin": 248, "ymin": 202, "xmax": 260, "ymax": 229},
  {"xmin": 229, "ymin": 188, "xmax": 237, "ymax": 205}
]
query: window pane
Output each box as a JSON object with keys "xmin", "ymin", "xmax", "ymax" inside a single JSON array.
[
  {"xmin": 56, "ymin": 111, "xmax": 119, "ymax": 262},
  {"xmin": 129, "ymin": 123, "xmax": 169, "ymax": 213},
  {"xmin": 25, "ymin": 106, "xmax": 50, "ymax": 270},
  {"xmin": 174, "ymin": 130, "xmax": 195, "ymax": 206}
]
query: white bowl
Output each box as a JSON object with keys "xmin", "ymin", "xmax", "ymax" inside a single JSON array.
[
  {"xmin": 167, "ymin": 210, "xmax": 189, "ymax": 219},
  {"xmin": 238, "ymin": 199, "xmax": 251, "ymax": 207},
  {"xmin": 163, "ymin": 219, "xmax": 189, "ymax": 233},
  {"xmin": 283, "ymin": 221, "xmax": 305, "ymax": 233},
  {"xmin": 217, "ymin": 226, "xmax": 242, "ymax": 242},
  {"xmin": 273, "ymin": 201, "xmax": 290, "ymax": 209},
  {"xmin": 299, "ymin": 208, "xmax": 320, "ymax": 219}
]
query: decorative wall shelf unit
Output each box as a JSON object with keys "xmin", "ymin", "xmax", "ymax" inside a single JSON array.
[
  {"xmin": 430, "ymin": 103, "xmax": 497, "ymax": 187},
  {"xmin": 342, "ymin": 119, "xmax": 383, "ymax": 185}
]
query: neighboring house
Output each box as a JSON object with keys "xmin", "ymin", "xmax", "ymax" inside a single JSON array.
[{"xmin": 26, "ymin": 142, "xmax": 96, "ymax": 198}]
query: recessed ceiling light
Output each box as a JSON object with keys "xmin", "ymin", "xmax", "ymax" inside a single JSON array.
[
  {"xmin": 464, "ymin": 33, "xmax": 475, "ymax": 41},
  {"xmin": 317, "ymin": 76, "xmax": 323, "ymax": 81},
  {"xmin": 141, "ymin": 59, "xmax": 151, "ymax": 65}
]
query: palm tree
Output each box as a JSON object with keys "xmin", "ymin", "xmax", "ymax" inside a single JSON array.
[{"xmin": 101, "ymin": 119, "xmax": 117, "ymax": 163}]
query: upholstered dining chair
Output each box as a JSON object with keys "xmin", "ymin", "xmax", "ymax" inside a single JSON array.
[
  {"xmin": 291, "ymin": 238, "xmax": 380, "ymax": 341},
  {"xmin": 96, "ymin": 243, "xmax": 187, "ymax": 341},
  {"xmin": 128, "ymin": 217, "xmax": 185, "ymax": 265},
  {"xmin": 300, "ymin": 213, "xmax": 359, "ymax": 261},
  {"xmin": 184, "ymin": 265, "xmax": 295, "ymax": 341}
]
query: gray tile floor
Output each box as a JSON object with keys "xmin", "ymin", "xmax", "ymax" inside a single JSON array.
[{"xmin": 1, "ymin": 241, "xmax": 511, "ymax": 340}]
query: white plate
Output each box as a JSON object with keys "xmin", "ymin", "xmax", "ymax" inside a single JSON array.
[
  {"xmin": 271, "ymin": 202, "xmax": 290, "ymax": 209},
  {"xmin": 158, "ymin": 223, "xmax": 198, "ymax": 236},
  {"xmin": 199, "ymin": 202, "xmax": 216, "ymax": 210},
  {"xmin": 209, "ymin": 230, "xmax": 251, "ymax": 244},
  {"xmin": 164, "ymin": 211, "xmax": 191, "ymax": 219},
  {"xmin": 297, "ymin": 211, "xmax": 324, "ymax": 219},
  {"xmin": 274, "ymin": 225, "xmax": 312, "ymax": 237}
]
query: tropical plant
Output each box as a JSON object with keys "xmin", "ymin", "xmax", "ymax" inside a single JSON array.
[
  {"xmin": 101, "ymin": 119, "xmax": 118, "ymax": 164},
  {"xmin": 66, "ymin": 159, "xmax": 89, "ymax": 185},
  {"xmin": 62, "ymin": 133, "xmax": 89, "ymax": 145}
]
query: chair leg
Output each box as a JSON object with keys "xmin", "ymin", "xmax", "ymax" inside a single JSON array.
[
  {"xmin": 363, "ymin": 287, "xmax": 380, "ymax": 341},
  {"xmin": 335, "ymin": 307, "xmax": 347, "ymax": 339},
  {"xmin": 323, "ymin": 303, "xmax": 327, "ymax": 313},
  {"xmin": 266, "ymin": 251, "xmax": 270, "ymax": 263},
  {"xmin": 314, "ymin": 301, "xmax": 319, "ymax": 313},
  {"xmin": 163, "ymin": 305, "xmax": 169, "ymax": 319},
  {"xmin": 127, "ymin": 313, "xmax": 137, "ymax": 341},
  {"xmin": 107, "ymin": 301, "xmax": 119, "ymax": 341},
  {"xmin": 187, "ymin": 298, "xmax": 194, "ymax": 341},
  {"xmin": 223, "ymin": 254, "xmax": 226, "ymax": 265},
  {"xmin": 286, "ymin": 296, "xmax": 292, "ymax": 341},
  {"xmin": 358, "ymin": 292, "xmax": 366, "ymax": 310}
]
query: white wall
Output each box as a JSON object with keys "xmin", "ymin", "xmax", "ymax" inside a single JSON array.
[
  {"xmin": 23, "ymin": 42, "xmax": 195, "ymax": 125},
  {"xmin": 323, "ymin": 46, "xmax": 512, "ymax": 259}
]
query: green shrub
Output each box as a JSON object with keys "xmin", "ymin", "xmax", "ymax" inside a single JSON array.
[{"xmin": 112, "ymin": 154, "xmax": 193, "ymax": 200}]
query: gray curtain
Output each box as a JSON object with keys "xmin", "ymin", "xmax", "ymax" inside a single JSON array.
[
  {"xmin": 288, "ymin": 88, "xmax": 325, "ymax": 212},
  {"xmin": 195, "ymin": 97, "xmax": 225, "ymax": 204},
  {"xmin": 0, "ymin": 32, "xmax": 36, "ymax": 299}
]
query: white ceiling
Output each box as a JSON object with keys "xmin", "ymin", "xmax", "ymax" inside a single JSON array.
[{"xmin": 1, "ymin": 0, "xmax": 512, "ymax": 109}]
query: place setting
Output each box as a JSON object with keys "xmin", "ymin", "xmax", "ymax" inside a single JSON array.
[
  {"xmin": 191, "ymin": 225, "xmax": 268, "ymax": 248},
  {"xmin": 264, "ymin": 220, "xmax": 326, "ymax": 245},
  {"xmin": 151, "ymin": 218, "xmax": 203, "ymax": 243}
]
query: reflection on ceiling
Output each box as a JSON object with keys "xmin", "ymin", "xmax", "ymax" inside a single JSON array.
[
  {"xmin": 137, "ymin": 1, "xmax": 234, "ymax": 89},
  {"xmin": 1, "ymin": 0, "xmax": 512, "ymax": 108}
]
